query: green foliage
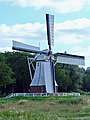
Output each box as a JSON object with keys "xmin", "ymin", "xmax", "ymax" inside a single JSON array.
[
  {"xmin": 82, "ymin": 67, "xmax": 90, "ymax": 91},
  {"xmin": 0, "ymin": 96, "xmax": 81, "ymax": 103},
  {"xmin": 55, "ymin": 64, "xmax": 72, "ymax": 91},
  {"xmin": 0, "ymin": 62, "xmax": 14, "ymax": 86},
  {"xmin": 55, "ymin": 64, "xmax": 85, "ymax": 92},
  {"xmin": 4, "ymin": 52, "xmax": 34, "ymax": 92},
  {"xmin": 0, "ymin": 53, "xmax": 15, "ymax": 87}
]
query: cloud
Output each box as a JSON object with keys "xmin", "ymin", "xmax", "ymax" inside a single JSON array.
[
  {"xmin": 55, "ymin": 18, "xmax": 90, "ymax": 44},
  {"xmin": 0, "ymin": 0, "xmax": 90, "ymax": 13},
  {"xmin": 0, "ymin": 18, "xmax": 90, "ymax": 47},
  {"xmin": 12, "ymin": 0, "xmax": 85, "ymax": 13},
  {"xmin": 0, "ymin": 22, "xmax": 45, "ymax": 40},
  {"xmin": 55, "ymin": 18, "xmax": 90, "ymax": 31}
]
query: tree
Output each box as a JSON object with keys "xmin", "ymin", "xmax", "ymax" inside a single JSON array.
[
  {"xmin": 0, "ymin": 53, "xmax": 15, "ymax": 96},
  {"xmin": 82, "ymin": 75, "xmax": 90, "ymax": 91},
  {"xmin": 0, "ymin": 62, "xmax": 14, "ymax": 86},
  {"xmin": 82, "ymin": 67, "xmax": 90, "ymax": 91},
  {"xmin": 4, "ymin": 52, "xmax": 34, "ymax": 92},
  {"xmin": 85, "ymin": 67, "xmax": 90, "ymax": 74},
  {"xmin": 55, "ymin": 63, "xmax": 85, "ymax": 92},
  {"xmin": 55, "ymin": 64, "xmax": 72, "ymax": 92}
]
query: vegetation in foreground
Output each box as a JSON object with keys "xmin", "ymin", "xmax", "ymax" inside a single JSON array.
[{"xmin": 0, "ymin": 95, "xmax": 90, "ymax": 120}]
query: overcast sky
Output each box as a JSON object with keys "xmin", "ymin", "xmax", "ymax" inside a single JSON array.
[{"xmin": 0, "ymin": 0, "xmax": 90, "ymax": 68}]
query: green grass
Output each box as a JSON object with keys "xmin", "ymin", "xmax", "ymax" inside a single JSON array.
[{"xmin": 0, "ymin": 95, "xmax": 90, "ymax": 120}]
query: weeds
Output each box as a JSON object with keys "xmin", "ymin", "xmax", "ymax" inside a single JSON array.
[{"xmin": 0, "ymin": 96, "xmax": 90, "ymax": 120}]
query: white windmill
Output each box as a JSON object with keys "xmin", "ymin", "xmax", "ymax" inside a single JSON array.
[{"xmin": 12, "ymin": 14, "xmax": 85, "ymax": 94}]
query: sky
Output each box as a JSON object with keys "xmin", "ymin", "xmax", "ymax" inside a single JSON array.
[{"xmin": 0, "ymin": 0, "xmax": 90, "ymax": 68}]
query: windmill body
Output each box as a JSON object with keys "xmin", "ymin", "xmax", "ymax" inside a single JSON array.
[
  {"xmin": 12, "ymin": 14, "xmax": 85, "ymax": 94},
  {"xmin": 27, "ymin": 52, "xmax": 58, "ymax": 93},
  {"xmin": 29, "ymin": 54, "xmax": 55, "ymax": 93}
]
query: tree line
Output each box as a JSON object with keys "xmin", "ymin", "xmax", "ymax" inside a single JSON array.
[{"xmin": 0, "ymin": 52, "xmax": 90, "ymax": 96}]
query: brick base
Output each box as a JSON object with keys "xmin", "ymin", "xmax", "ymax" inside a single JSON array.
[{"xmin": 29, "ymin": 86, "xmax": 46, "ymax": 93}]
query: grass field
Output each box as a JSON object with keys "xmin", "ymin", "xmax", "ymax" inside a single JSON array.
[{"xmin": 0, "ymin": 95, "xmax": 90, "ymax": 120}]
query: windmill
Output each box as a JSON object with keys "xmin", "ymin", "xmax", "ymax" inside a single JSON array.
[{"xmin": 12, "ymin": 14, "xmax": 85, "ymax": 94}]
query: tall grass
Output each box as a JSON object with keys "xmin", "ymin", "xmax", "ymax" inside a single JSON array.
[{"xmin": 0, "ymin": 96, "xmax": 90, "ymax": 120}]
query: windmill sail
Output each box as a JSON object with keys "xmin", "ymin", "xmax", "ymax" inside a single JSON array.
[
  {"xmin": 46, "ymin": 14, "xmax": 55, "ymax": 93},
  {"xmin": 46, "ymin": 14, "xmax": 54, "ymax": 50},
  {"xmin": 56, "ymin": 53, "xmax": 85, "ymax": 66},
  {"xmin": 12, "ymin": 40, "xmax": 40, "ymax": 53}
]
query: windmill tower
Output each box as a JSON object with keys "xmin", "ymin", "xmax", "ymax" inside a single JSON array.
[{"xmin": 12, "ymin": 14, "xmax": 85, "ymax": 94}]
